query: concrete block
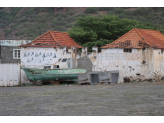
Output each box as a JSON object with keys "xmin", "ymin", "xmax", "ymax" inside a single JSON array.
[{"xmin": 78, "ymin": 73, "xmax": 90, "ymax": 84}]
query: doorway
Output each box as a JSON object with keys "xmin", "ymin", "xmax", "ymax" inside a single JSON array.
[
  {"xmin": 90, "ymin": 74, "xmax": 99, "ymax": 84},
  {"xmin": 111, "ymin": 73, "xmax": 119, "ymax": 83}
]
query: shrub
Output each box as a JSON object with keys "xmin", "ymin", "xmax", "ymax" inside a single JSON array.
[
  {"xmin": 84, "ymin": 7, "xmax": 98, "ymax": 14},
  {"xmin": 98, "ymin": 7, "xmax": 114, "ymax": 11},
  {"xmin": 57, "ymin": 16, "xmax": 66, "ymax": 21},
  {"xmin": 66, "ymin": 16, "xmax": 75, "ymax": 23},
  {"xmin": 33, "ymin": 7, "xmax": 44, "ymax": 13},
  {"xmin": 57, "ymin": 13, "xmax": 68, "ymax": 18},
  {"xmin": 126, "ymin": 15, "xmax": 135, "ymax": 20},
  {"xmin": 2, "ymin": 16, "xmax": 14, "ymax": 26},
  {"xmin": 39, "ymin": 17, "xmax": 47, "ymax": 23},
  {"xmin": 120, "ymin": 7, "xmax": 132, "ymax": 9},
  {"xmin": 4, "ymin": 29, "xmax": 12, "ymax": 36},
  {"xmin": 20, "ymin": 18, "xmax": 29, "ymax": 23},
  {"xmin": 25, "ymin": 32, "xmax": 35, "ymax": 37},
  {"xmin": 52, "ymin": 20, "xmax": 68, "ymax": 27},
  {"xmin": 118, "ymin": 14, "xmax": 125, "ymax": 19},
  {"xmin": 65, "ymin": 23, "xmax": 72, "ymax": 28},
  {"xmin": 28, "ymin": 13, "xmax": 36, "ymax": 18},
  {"xmin": 34, "ymin": 23, "xmax": 47, "ymax": 29},
  {"xmin": 0, "ymin": 23, "xmax": 5, "ymax": 28},
  {"xmin": 10, "ymin": 7, "xmax": 22, "ymax": 16},
  {"xmin": 134, "ymin": 7, "xmax": 150, "ymax": 16},
  {"xmin": 0, "ymin": 11, "xmax": 10, "ymax": 19},
  {"xmin": 67, "ymin": 11, "xmax": 75, "ymax": 16},
  {"xmin": 24, "ymin": 8, "xmax": 37, "ymax": 15},
  {"xmin": 158, "ymin": 16, "xmax": 163, "ymax": 21},
  {"xmin": 75, "ymin": 14, "xmax": 87, "ymax": 18},
  {"xmin": 125, "ymin": 10, "xmax": 135, "ymax": 15},
  {"xmin": 161, "ymin": 12, "xmax": 164, "ymax": 17},
  {"xmin": 115, "ymin": 8, "xmax": 125, "ymax": 14},
  {"xmin": 53, "ymin": 26, "xmax": 67, "ymax": 32},
  {"xmin": 15, "ymin": 30, "xmax": 25, "ymax": 36},
  {"xmin": 47, "ymin": 7, "xmax": 54, "ymax": 13},
  {"xmin": 149, "ymin": 7, "xmax": 163, "ymax": 12}
]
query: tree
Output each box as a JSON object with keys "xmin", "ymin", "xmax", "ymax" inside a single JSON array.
[{"xmin": 68, "ymin": 14, "xmax": 160, "ymax": 50}]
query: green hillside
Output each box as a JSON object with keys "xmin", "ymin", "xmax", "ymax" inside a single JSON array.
[{"xmin": 0, "ymin": 7, "xmax": 164, "ymax": 40}]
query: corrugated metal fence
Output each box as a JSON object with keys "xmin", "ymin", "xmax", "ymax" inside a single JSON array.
[{"xmin": 0, "ymin": 63, "xmax": 21, "ymax": 86}]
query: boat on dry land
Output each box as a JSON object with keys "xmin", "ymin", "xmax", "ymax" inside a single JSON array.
[{"xmin": 22, "ymin": 67, "xmax": 86, "ymax": 83}]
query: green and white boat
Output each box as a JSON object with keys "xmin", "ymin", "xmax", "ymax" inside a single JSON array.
[{"xmin": 22, "ymin": 67, "xmax": 86, "ymax": 83}]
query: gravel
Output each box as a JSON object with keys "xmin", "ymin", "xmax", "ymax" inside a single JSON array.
[{"xmin": 0, "ymin": 82, "xmax": 164, "ymax": 116}]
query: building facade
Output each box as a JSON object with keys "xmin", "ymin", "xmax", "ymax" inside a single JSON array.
[
  {"xmin": 0, "ymin": 40, "xmax": 32, "ymax": 63},
  {"xmin": 99, "ymin": 28, "xmax": 164, "ymax": 81},
  {"xmin": 19, "ymin": 28, "xmax": 164, "ymax": 84},
  {"xmin": 0, "ymin": 40, "xmax": 32, "ymax": 86},
  {"xmin": 19, "ymin": 31, "xmax": 83, "ymax": 84}
]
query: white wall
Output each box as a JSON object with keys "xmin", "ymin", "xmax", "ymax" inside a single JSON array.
[
  {"xmin": 0, "ymin": 63, "xmax": 21, "ymax": 86},
  {"xmin": 86, "ymin": 48, "xmax": 155, "ymax": 81},
  {"xmin": 20, "ymin": 46, "xmax": 164, "ymax": 83},
  {"xmin": 22, "ymin": 47, "xmax": 60, "ymax": 68},
  {"xmin": 20, "ymin": 47, "xmax": 74, "ymax": 84},
  {"xmin": 153, "ymin": 49, "xmax": 164, "ymax": 80}
]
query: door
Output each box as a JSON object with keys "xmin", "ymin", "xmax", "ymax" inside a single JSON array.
[
  {"xmin": 111, "ymin": 73, "xmax": 119, "ymax": 83},
  {"xmin": 91, "ymin": 74, "xmax": 99, "ymax": 84}
]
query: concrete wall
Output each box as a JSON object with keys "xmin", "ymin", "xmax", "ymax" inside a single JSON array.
[
  {"xmin": 1, "ymin": 46, "xmax": 21, "ymax": 63},
  {"xmin": 20, "ymin": 47, "xmax": 79, "ymax": 84},
  {"xmin": 0, "ymin": 45, "xmax": 1, "ymax": 63},
  {"xmin": 77, "ymin": 56, "xmax": 92, "ymax": 72},
  {"xmin": 20, "ymin": 46, "xmax": 164, "ymax": 84},
  {"xmin": 0, "ymin": 40, "xmax": 32, "ymax": 63},
  {"xmin": 153, "ymin": 49, "xmax": 164, "ymax": 81},
  {"xmin": 85, "ymin": 48, "xmax": 155, "ymax": 82},
  {"xmin": 78, "ymin": 71, "xmax": 123, "ymax": 84}
]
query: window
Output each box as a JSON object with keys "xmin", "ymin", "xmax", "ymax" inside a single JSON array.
[
  {"xmin": 62, "ymin": 59, "xmax": 67, "ymax": 62},
  {"xmin": 123, "ymin": 49, "xmax": 132, "ymax": 53},
  {"xmin": 54, "ymin": 65, "xmax": 59, "ymax": 69},
  {"xmin": 44, "ymin": 66, "xmax": 51, "ymax": 69},
  {"xmin": 13, "ymin": 49, "xmax": 21, "ymax": 59},
  {"xmin": 58, "ymin": 59, "xmax": 61, "ymax": 62}
]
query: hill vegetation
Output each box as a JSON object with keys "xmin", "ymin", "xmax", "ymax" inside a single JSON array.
[{"xmin": 0, "ymin": 7, "xmax": 164, "ymax": 47}]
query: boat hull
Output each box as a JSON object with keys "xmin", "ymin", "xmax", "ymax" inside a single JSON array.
[{"xmin": 22, "ymin": 67, "xmax": 86, "ymax": 82}]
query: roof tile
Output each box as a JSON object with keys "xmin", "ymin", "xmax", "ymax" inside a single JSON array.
[
  {"xmin": 20, "ymin": 31, "xmax": 82, "ymax": 48},
  {"xmin": 101, "ymin": 28, "xmax": 164, "ymax": 49}
]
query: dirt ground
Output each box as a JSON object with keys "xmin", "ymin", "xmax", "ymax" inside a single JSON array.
[{"xmin": 0, "ymin": 82, "xmax": 164, "ymax": 116}]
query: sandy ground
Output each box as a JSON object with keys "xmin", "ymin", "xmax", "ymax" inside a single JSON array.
[{"xmin": 0, "ymin": 82, "xmax": 164, "ymax": 116}]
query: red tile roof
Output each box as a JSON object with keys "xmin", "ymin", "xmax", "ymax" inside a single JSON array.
[
  {"xmin": 101, "ymin": 28, "xmax": 164, "ymax": 49},
  {"xmin": 19, "ymin": 31, "xmax": 82, "ymax": 48}
]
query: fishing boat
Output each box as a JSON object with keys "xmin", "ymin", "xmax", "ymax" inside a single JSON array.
[{"xmin": 22, "ymin": 67, "xmax": 87, "ymax": 83}]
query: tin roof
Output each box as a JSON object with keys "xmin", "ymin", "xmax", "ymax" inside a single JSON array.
[
  {"xmin": 19, "ymin": 31, "xmax": 82, "ymax": 48},
  {"xmin": 101, "ymin": 28, "xmax": 164, "ymax": 49}
]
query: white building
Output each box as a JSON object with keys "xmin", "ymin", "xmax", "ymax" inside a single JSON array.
[
  {"xmin": 19, "ymin": 28, "xmax": 164, "ymax": 84},
  {"xmin": 19, "ymin": 31, "xmax": 82, "ymax": 84},
  {"xmin": 94, "ymin": 28, "xmax": 164, "ymax": 82}
]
